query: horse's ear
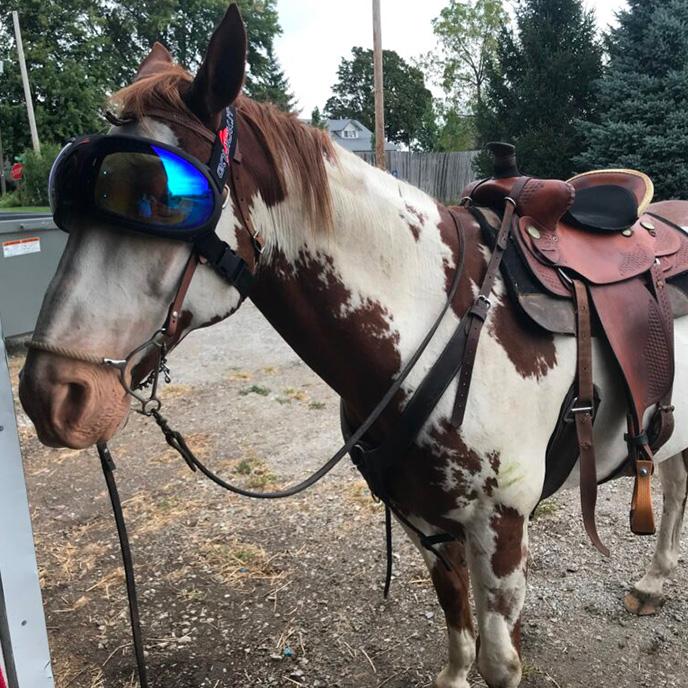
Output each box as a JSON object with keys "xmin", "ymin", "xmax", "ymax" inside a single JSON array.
[
  {"xmin": 135, "ymin": 42, "xmax": 174, "ymax": 81},
  {"xmin": 183, "ymin": 3, "xmax": 247, "ymax": 127}
]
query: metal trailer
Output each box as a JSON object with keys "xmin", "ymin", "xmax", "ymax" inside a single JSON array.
[
  {"xmin": 0, "ymin": 214, "xmax": 66, "ymax": 338},
  {"xmin": 0, "ymin": 310, "xmax": 55, "ymax": 688}
]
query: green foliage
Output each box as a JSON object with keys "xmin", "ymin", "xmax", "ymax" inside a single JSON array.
[
  {"xmin": 0, "ymin": 0, "xmax": 289, "ymax": 158},
  {"xmin": 249, "ymin": 46, "xmax": 297, "ymax": 111},
  {"xmin": 475, "ymin": 0, "xmax": 603, "ymax": 179},
  {"xmin": 577, "ymin": 1, "xmax": 688, "ymax": 199},
  {"xmin": 310, "ymin": 106, "xmax": 327, "ymax": 129},
  {"xmin": 325, "ymin": 47, "xmax": 436, "ymax": 150},
  {"xmin": 0, "ymin": 191, "xmax": 22, "ymax": 208},
  {"xmin": 434, "ymin": 107, "xmax": 477, "ymax": 152},
  {"xmin": 426, "ymin": 0, "xmax": 507, "ymax": 109},
  {"xmin": 16, "ymin": 143, "xmax": 62, "ymax": 206}
]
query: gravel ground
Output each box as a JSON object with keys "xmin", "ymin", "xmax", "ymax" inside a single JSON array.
[{"xmin": 9, "ymin": 302, "xmax": 688, "ymax": 688}]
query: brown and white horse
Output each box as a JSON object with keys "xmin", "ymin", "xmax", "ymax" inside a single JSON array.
[{"xmin": 18, "ymin": 6, "xmax": 688, "ymax": 687}]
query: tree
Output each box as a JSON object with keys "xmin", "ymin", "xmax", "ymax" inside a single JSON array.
[
  {"xmin": 310, "ymin": 106, "xmax": 327, "ymax": 129},
  {"xmin": 0, "ymin": 0, "xmax": 290, "ymax": 158},
  {"xmin": 325, "ymin": 47, "xmax": 436, "ymax": 150},
  {"xmin": 577, "ymin": 0, "xmax": 688, "ymax": 199},
  {"xmin": 434, "ymin": 107, "xmax": 477, "ymax": 152},
  {"xmin": 0, "ymin": 0, "xmax": 114, "ymax": 159},
  {"xmin": 249, "ymin": 46, "xmax": 297, "ymax": 112},
  {"xmin": 105, "ymin": 0, "xmax": 289, "ymax": 102},
  {"xmin": 475, "ymin": 0, "xmax": 603, "ymax": 179},
  {"xmin": 426, "ymin": 0, "xmax": 507, "ymax": 110}
]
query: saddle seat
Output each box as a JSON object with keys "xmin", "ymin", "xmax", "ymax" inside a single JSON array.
[{"xmin": 565, "ymin": 169, "xmax": 654, "ymax": 232}]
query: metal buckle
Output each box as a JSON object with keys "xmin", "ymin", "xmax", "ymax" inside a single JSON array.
[
  {"xmin": 476, "ymin": 294, "xmax": 491, "ymax": 310},
  {"xmin": 564, "ymin": 397, "xmax": 595, "ymax": 423}
]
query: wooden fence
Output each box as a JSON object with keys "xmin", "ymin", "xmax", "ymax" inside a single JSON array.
[{"xmin": 356, "ymin": 150, "xmax": 479, "ymax": 205}]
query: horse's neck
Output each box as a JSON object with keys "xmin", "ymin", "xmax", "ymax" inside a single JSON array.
[{"xmin": 249, "ymin": 148, "xmax": 458, "ymax": 407}]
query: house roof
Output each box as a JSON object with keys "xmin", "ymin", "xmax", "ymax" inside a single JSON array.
[{"xmin": 325, "ymin": 118, "xmax": 398, "ymax": 153}]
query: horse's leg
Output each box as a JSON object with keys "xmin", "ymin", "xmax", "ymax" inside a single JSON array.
[
  {"xmin": 625, "ymin": 450, "xmax": 688, "ymax": 616},
  {"xmin": 399, "ymin": 522, "xmax": 475, "ymax": 688},
  {"xmin": 467, "ymin": 507, "xmax": 528, "ymax": 688}
]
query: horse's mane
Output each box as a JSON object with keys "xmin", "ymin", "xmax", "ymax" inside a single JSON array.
[{"xmin": 110, "ymin": 64, "xmax": 335, "ymax": 232}]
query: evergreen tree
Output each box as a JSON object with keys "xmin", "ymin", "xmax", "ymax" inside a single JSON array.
[
  {"xmin": 475, "ymin": 0, "xmax": 602, "ymax": 179},
  {"xmin": 577, "ymin": 0, "xmax": 688, "ymax": 199},
  {"xmin": 310, "ymin": 106, "xmax": 327, "ymax": 129},
  {"xmin": 249, "ymin": 46, "xmax": 297, "ymax": 111}
]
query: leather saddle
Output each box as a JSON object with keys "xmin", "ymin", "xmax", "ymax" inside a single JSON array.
[{"xmin": 461, "ymin": 143, "xmax": 688, "ymax": 552}]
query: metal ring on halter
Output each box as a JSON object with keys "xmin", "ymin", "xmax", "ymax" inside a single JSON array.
[
  {"xmin": 104, "ymin": 329, "xmax": 167, "ymax": 415},
  {"xmin": 222, "ymin": 185, "xmax": 230, "ymax": 210}
]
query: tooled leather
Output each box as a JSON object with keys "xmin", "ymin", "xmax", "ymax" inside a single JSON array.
[{"xmin": 521, "ymin": 216, "xmax": 658, "ymax": 284}]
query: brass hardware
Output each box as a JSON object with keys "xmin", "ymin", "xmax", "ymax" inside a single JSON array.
[
  {"xmin": 641, "ymin": 221, "xmax": 656, "ymax": 231},
  {"xmin": 527, "ymin": 226, "xmax": 541, "ymax": 239},
  {"xmin": 622, "ymin": 229, "xmax": 634, "ymax": 237}
]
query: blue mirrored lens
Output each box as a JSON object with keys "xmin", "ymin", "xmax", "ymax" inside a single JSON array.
[
  {"xmin": 151, "ymin": 146, "xmax": 211, "ymax": 198},
  {"xmin": 93, "ymin": 146, "xmax": 215, "ymax": 231}
]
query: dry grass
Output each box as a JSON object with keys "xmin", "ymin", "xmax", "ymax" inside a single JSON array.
[
  {"xmin": 158, "ymin": 383, "xmax": 191, "ymax": 399},
  {"xmin": 226, "ymin": 371, "xmax": 253, "ymax": 381},
  {"xmin": 197, "ymin": 537, "xmax": 286, "ymax": 588},
  {"xmin": 343, "ymin": 479, "xmax": 384, "ymax": 514},
  {"xmin": 150, "ymin": 430, "xmax": 214, "ymax": 465}
]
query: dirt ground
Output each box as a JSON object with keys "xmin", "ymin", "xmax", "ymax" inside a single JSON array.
[{"xmin": 9, "ymin": 302, "xmax": 688, "ymax": 688}]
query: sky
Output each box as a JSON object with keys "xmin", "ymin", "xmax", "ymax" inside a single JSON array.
[{"xmin": 273, "ymin": 0, "xmax": 628, "ymax": 116}]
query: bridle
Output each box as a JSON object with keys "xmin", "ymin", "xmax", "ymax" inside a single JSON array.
[
  {"xmin": 26, "ymin": 106, "xmax": 471, "ymax": 688},
  {"xmin": 29, "ymin": 106, "xmax": 265, "ymax": 416}
]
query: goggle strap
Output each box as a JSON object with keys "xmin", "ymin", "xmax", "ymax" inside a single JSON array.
[
  {"xmin": 209, "ymin": 106, "xmax": 237, "ymax": 191},
  {"xmin": 195, "ymin": 232, "xmax": 253, "ymax": 297}
]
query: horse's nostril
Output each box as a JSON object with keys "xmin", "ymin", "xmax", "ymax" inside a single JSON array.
[{"xmin": 65, "ymin": 381, "xmax": 89, "ymax": 411}]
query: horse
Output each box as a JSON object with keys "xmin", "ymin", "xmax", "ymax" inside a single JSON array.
[{"xmin": 18, "ymin": 5, "xmax": 688, "ymax": 687}]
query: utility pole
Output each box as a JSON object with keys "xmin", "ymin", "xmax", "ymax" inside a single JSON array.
[
  {"xmin": 0, "ymin": 126, "xmax": 6, "ymax": 195},
  {"xmin": 372, "ymin": 0, "xmax": 386, "ymax": 171},
  {"xmin": 0, "ymin": 60, "xmax": 5, "ymax": 194},
  {"xmin": 12, "ymin": 11, "xmax": 41, "ymax": 154}
]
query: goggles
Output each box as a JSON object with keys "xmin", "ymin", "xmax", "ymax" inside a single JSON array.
[
  {"xmin": 49, "ymin": 119, "xmax": 234, "ymax": 240},
  {"xmin": 49, "ymin": 134, "xmax": 226, "ymax": 239},
  {"xmin": 47, "ymin": 107, "xmax": 255, "ymax": 296}
]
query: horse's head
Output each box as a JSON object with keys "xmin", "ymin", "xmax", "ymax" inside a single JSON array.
[{"xmin": 19, "ymin": 4, "xmax": 260, "ymax": 448}]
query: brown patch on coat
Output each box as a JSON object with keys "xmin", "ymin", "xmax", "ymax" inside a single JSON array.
[
  {"xmin": 430, "ymin": 541, "xmax": 474, "ymax": 634},
  {"xmin": 251, "ymin": 248, "xmax": 402, "ymax": 438},
  {"xmin": 400, "ymin": 212, "xmax": 421, "ymax": 241},
  {"xmin": 487, "ymin": 588, "xmax": 519, "ymax": 620},
  {"xmin": 403, "ymin": 204, "xmax": 427, "ymax": 242},
  {"xmin": 488, "ymin": 298, "xmax": 557, "ymax": 380},
  {"xmin": 439, "ymin": 204, "xmax": 557, "ymax": 381},
  {"xmin": 490, "ymin": 505, "xmax": 526, "ymax": 578}
]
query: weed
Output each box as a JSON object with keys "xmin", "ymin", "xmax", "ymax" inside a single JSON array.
[
  {"xmin": 240, "ymin": 385, "xmax": 271, "ymax": 396},
  {"xmin": 309, "ymin": 401, "xmax": 326, "ymax": 410},
  {"xmin": 236, "ymin": 459, "xmax": 252, "ymax": 475},
  {"xmin": 533, "ymin": 501, "xmax": 558, "ymax": 519}
]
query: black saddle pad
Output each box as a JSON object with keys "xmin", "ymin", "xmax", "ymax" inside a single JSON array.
[{"xmin": 564, "ymin": 184, "xmax": 638, "ymax": 231}]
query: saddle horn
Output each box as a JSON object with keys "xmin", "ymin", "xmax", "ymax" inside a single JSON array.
[{"xmin": 486, "ymin": 142, "xmax": 521, "ymax": 179}]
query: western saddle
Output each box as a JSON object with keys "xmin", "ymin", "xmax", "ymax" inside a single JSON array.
[{"xmin": 455, "ymin": 143, "xmax": 688, "ymax": 554}]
